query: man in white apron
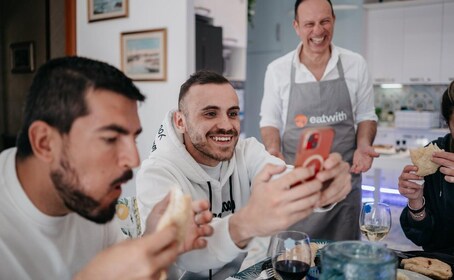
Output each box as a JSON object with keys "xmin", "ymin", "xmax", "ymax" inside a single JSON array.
[{"xmin": 260, "ymin": 0, "xmax": 378, "ymax": 240}]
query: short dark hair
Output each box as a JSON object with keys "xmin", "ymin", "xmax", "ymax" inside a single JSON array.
[
  {"xmin": 441, "ymin": 81, "xmax": 454, "ymax": 125},
  {"xmin": 178, "ymin": 70, "xmax": 231, "ymax": 111},
  {"xmin": 16, "ymin": 56, "xmax": 145, "ymax": 159},
  {"xmin": 294, "ymin": 0, "xmax": 334, "ymax": 20}
]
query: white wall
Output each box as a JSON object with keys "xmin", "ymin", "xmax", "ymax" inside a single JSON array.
[{"xmin": 77, "ymin": 0, "xmax": 195, "ymax": 196}]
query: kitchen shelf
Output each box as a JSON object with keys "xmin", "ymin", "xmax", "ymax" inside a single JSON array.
[{"xmin": 364, "ymin": 0, "xmax": 454, "ymax": 10}]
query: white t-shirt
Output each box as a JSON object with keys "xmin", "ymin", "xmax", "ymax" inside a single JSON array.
[
  {"xmin": 260, "ymin": 43, "xmax": 378, "ymax": 134},
  {"xmin": 0, "ymin": 148, "xmax": 125, "ymax": 280}
]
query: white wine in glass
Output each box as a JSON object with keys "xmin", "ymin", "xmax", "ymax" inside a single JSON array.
[{"xmin": 359, "ymin": 202, "xmax": 391, "ymax": 242}]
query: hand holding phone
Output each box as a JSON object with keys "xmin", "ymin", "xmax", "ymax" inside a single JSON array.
[{"xmin": 294, "ymin": 127, "xmax": 335, "ymax": 181}]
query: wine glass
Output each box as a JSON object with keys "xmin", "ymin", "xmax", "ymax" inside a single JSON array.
[
  {"xmin": 359, "ymin": 202, "xmax": 392, "ymax": 242},
  {"xmin": 270, "ymin": 231, "xmax": 311, "ymax": 280}
]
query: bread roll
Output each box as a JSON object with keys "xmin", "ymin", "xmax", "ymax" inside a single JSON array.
[
  {"xmin": 410, "ymin": 143, "xmax": 443, "ymax": 176},
  {"xmin": 401, "ymin": 257, "xmax": 452, "ymax": 280},
  {"xmin": 156, "ymin": 188, "xmax": 192, "ymax": 280}
]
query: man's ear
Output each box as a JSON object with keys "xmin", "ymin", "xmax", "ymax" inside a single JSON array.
[
  {"xmin": 28, "ymin": 121, "xmax": 60, "ymax": 163},
  {"xmin": 293, "ymin": 19, "xmax": 300, "ymax": 37},
  {"xmin": 173, "ymin": 111, "xmax": 186, "ymax": 134}
]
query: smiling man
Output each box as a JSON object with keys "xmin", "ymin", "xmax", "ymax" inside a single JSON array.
[
  {"xmin": 259, "ymin": 0, "xmax": 378, "ymax": 240},
  {"xmin": 0, "ymin": 56, "xmax": 213, "ymax": 280},
  {"xmin": 136, "ymin": 70, "xmax": 352, "ymax": 279}
]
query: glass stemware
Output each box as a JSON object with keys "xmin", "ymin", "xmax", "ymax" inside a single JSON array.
[
  {"xmin": 269, "ymin": 231, "xmax": 311, "ymax": 280},
  {"xmin": 359, "ymin": 202, "xmax": 392, "ymax": 242}
]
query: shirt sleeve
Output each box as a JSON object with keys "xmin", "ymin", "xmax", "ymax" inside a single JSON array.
[
  {"xmin": 260, "ymin": 64, "xmax": 285, "ymax": 130},
  {"xmin": 399, "ymin": 207, "xmax": 434, "ymax": 246},
  {"xmin": 353, "ymin": 57, "xmax": 378, "ymax": 124}
]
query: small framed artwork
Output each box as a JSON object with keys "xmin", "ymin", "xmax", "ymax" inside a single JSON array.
[
  {"xmin": 10, "ymin": 41, "xmax": 35, "ymax": 73},
  {"xmin": 88, "ymin": 0, "xmax": 128, "ymax": 22},
  {"xmin": 121, "ymin": 28, "xmax": 167, "ymax": 81}
]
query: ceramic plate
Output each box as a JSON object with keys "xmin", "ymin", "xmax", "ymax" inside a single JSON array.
[{"xmin": 398, "ymin": 269, "xmax": 432, "ymax": 280}]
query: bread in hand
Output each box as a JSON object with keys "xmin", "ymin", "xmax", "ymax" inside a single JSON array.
[
  {"xmin": 156, "ymin": 187, "xmax": 192, "ymax": 280},
  {"xmin": 156, "ymin": 187, "xmax": 192, "ymax": 245},
  {"xmin": 410, "ymin": 143, "xmax": 443, "ymax": 176}
]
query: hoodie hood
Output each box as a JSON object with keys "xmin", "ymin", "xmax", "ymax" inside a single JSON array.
[{"xmin": 148, "ymin": 109, "xmax": 235, "ymax": 187}]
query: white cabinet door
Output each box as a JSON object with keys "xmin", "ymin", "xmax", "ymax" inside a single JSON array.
[
  {"xmin": 366, "ymin": 8, "xmax": 404, "ymax": 84},
  {"xmin": 213, "ymin": 0, "xmax": 247, "ymax": 48},
  {"xmin": 441, "ymin": 2, "xmax": 454, "ymax": 83},
  {"xmin": 402, "ymin": 4, "xmax": 443, "ymax": 84}
]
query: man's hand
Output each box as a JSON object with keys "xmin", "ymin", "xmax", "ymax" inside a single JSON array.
[
  {"xmin": 432, "ymin": 150, "xmax": 454, "ymax": 183},
  {"xmin": 74, "ymin": 226, "xmax": 179, "ymax": 280},
  {"xmin": 350, "ymin": 145, "xmax": 379, "ymax": 174},
  {"xmin": 315, "ymin": 152, "xmax": 352, "ymax": 207},
  {"xmin": 229, "ymin": 164, "xmax": 322, "ymax": 248},
  {"xmin": 180, "ymin": 199, "xmax": 213, "ymax": 253},
  {"xmin": 398, "ymin": 165, "xmax": 424, "ymax": 208},
  {"xmin": 145, "ymin": 194, "xmax": 213, "ymax": 254}
]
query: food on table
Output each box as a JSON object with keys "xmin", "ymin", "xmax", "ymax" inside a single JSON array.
[
  {"xmin": 401, "ymin": 256, "xmax": 452, "ymax": 280},
  {"xmin": 410, "ymin": 143, "xmax": 443, "ymax": 176}
]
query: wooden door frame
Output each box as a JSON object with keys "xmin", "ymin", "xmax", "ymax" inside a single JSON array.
[{"xmin": 65, "ymin": 0, "xmax": 76, "ymax": 55}]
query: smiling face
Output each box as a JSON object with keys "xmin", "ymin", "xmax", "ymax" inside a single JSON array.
[
  {"xmin": 175, "ymin": 83, "xmax": 240, "ymax": 167},
  {"xmin": 293, "ymin": 0, "xmax": 335, "ymax": 57},
  {"xmin": 50, "ymin": 89, "xmax": 142, "ymax": 223}
]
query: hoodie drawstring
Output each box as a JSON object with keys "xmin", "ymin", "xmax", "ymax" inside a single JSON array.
[{"xmin": 206, "ymin": 176, "xmax": 234, "ymax": 279}]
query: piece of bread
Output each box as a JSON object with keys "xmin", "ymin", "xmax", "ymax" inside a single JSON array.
[
  {"xmin": 156, "ymin": 188, "xmax": 192, "ymax": 280},
  {"xmin": 396, "ymin": 271, "xmax": 410, "ymax": 280},
  {"xmin": 401, "ymin": 257, "xmax": 453, "ymax": 280},
  {"xmin": 410, "ymin": 143, "xmax": 443, "ymax": 176},
  {"xmin": 310, "ymin": 242, "xmax": 319, "ymax": 267}
]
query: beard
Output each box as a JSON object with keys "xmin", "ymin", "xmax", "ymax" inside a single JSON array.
[
  {"xmin": 189, "ymin": 127, "xmax": 239, "ymax": 162},
  {"xmin": 50, "ymin": 155, "xmax": 132, "ymax": 224}
]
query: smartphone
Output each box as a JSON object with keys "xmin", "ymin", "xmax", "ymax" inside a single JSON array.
[{"xmin": 294, "ymin": 127, "xmax": 335, "ymax": 180}]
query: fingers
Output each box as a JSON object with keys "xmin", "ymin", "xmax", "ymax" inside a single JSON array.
[
  {"xmin": 323, "ymin": 152, "xmax": 342, "ymax": 170},
  {"xmin": 254, "ymin": 163, "xmax": 287, "ymax": 183},
  {"xmin": 139, "ymin": 226, "xmax": 179, "ymax": 274},
  {"xmin": 319, "ymin": 170, "xmax": 351, "ymax": 206},
  {"xmin": 317, "ymin": 158, "xmax": 349, "ymax": 183},
  {"xmin": 191, "ymin": 199, "xmax": 210, "ymax": 213},
  {"xmin": 272, "ymin": 166, "xmax": 316, "ymax": 190}
]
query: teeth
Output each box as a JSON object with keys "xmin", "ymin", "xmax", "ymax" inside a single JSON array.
[
  {"xmin": 312, "ymin": 37, "xmax": 324, "ymax": 44},
  {"xmin": 212, "ymin": 136, "xmax": 231, "ymax": 142}
]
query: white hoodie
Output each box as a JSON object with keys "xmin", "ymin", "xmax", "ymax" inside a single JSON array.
[{"xmin": 136, "ymin": 110, "xmax": 284, "ymax": 277}]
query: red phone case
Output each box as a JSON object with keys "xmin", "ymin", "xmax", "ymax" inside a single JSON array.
[{"xmin": 294, "ymin": 127, "xmax": 335, "ymax": 178}]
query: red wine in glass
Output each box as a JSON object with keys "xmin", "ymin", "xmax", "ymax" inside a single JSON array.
[{"xmin": 274, "ymin": 259, "xmax": 310, "ymax": 280}]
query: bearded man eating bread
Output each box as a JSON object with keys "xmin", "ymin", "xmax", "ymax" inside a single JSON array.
[{"xmin": 398, "ymin": 81, "xmax": 454, "ymax": 254}]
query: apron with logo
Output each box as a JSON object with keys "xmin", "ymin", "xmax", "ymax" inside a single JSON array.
[{"xmin": 283, "ymin": 57, "xmax": 361, "ymax": 240}]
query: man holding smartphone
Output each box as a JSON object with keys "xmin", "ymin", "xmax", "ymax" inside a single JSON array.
[
  {"xmin": 260, "ymin": 0, "xmax": 378, "ymax": 240},
  {"xmin": 136, "ymin": 70, "xmax": 352, "ymax": 279}
]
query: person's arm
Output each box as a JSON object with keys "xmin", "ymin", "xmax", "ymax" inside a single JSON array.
[
  {"xmin": 74, "ymin": 226, "xmax": 179, "ymax": 280},
  {"xmin": 398, "ymin": 165, "xmax": 434, "ymax": 246},
  {"xmin": 351, "ymin": 120, "xmax": 379, "ymax": 174},
  {"xmin": 260, "ymin": 64, "xmax": 285, "ymax": 159},
  {"xmin": 261, "ymin": 126, "xmax": 284, "ymax": 160}
]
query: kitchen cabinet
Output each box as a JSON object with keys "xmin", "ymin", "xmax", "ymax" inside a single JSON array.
[
  {"xmin": 441, "ymin": 2, "xmax": 454, "ymax": 83},
  {"xmin": 365, "ymin": 1, "xmax": 452, "ymax": 85},
  {"xmin": 402, "ymin": 4, "xmax": 442, "ymax": 84},
  {"xmin": 194, "ymin": 0, "xmax": 247, "ymax": 48},
  {"xmin": 366, "ymin": 7, "xmax": 404, "ymax": 84}
]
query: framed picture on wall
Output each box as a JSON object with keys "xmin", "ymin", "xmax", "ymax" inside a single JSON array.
[
  {"xmin": 120, "ymin": 28, "xmax": 167, "ymax": 81},
  {"xmin": 10, "ymin": 41, "xmax": 35, "ymax": 73},
  {"xmin": 88, "ymin": 0, "xmax": 128, "ymax": 22}
]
